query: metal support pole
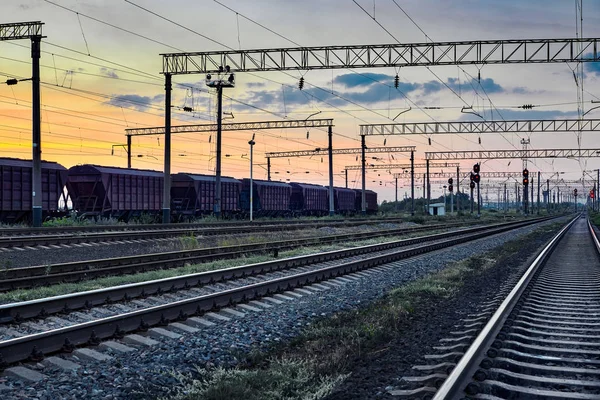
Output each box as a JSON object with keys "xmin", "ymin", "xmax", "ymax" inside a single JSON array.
[
  {"xmin": 456, "ymin": 166, "xmax": 460, "ymax": 213},
  {"xmin": 31, "ymin": 36, "xmax": 42, "ymax": 227},
  {"xmin": 531, "ymin": 177, "xmax": 534, "ymax": 215},
  {"xmin": 477, "ymin": 182, "xmax": 481, "ymax": 217},
  {"xmin": 423, "ymin": 173, "xmax": 426, "ymax": 214},
  {"xmin": 426, "ymin": 159, "xmax": 430, "ymax": 215},
  {"xmin": 470, "ymin": 185, "xmax": 474, "ymax": 214},
  {"xmin": 523, "ymin": 180, "xmax": 528, "ymax": 214},
  {"xmin": 410, "ymin": 151, "xmax": 415, "ymax": 216},
  {"xmin": 214, "ymin": 85, "xmax": 223, "ymax": 218},
  {"xmin": 451, "ymin": 189, "xmax": 454, "ymax": 214},
  {"xmin": 267, "ymin": 157, "xmax": 271, "ymax": 181},
  {"xmin": 546, "ymin": 180, "xmax": 550, "ymax": 214},
  {"xmin": 162, "ymin": 73, "xmax": 172, "ymax": 224},
  {"xmin": 395, "ymin": 176, "xmax": 398, "ymax": 212},
  {"xmin": 537, "ymin": 171, "xmax": 542, "ymax": 215},
  {"xmin": 597, "ymin": 169, "xmax": 599, "ymax": 212},
  {"xmin": 345, "ymin": 169, "xmax": 348, "ymax": 189},
  {"xmin": 126, "ymin": 135, "xmax": 132, "ymax": 169},
  {"xmin": 361, "ymin": 135, "xmax": 366, "ymax": 215},
  {"xmin": 328, "ymin": 125, "xmax": 334, "ymax": 216},
  {"xmin": 557, "ymin": 188, "xmax": 560, "ymax": 211},
  {"xmin": 249, "ymin": 139, "xmax": 255, "ymax": 222},
  {"xmin": 504, "ymin": 183, "xmax": 507, "ymax": 213}
]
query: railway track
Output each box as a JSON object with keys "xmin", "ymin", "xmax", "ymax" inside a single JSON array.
[
  {"xmin": 0, "ymin": 217, "xmax": 451, "ymax": 249},
  {"xmin": 0, "ymin": 216, "xmax": 557, "ymax": 368},
  {"xmin": 0, "ymin": 216, "xmax": 416, "ymax": 237},
  {"xmin": 0, "ymin": 221, "xmax": 495, "ymax": 291},
  {"xmin": 392, "ymin": 214, "xmax": 600, "ymax": 399}
]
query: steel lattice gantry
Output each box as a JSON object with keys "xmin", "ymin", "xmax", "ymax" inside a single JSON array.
[
  {"xmin": 161, "ymin": 38, "xmax": 600, "ymax": 74},
  {"xmin": 265, "ymin": 146, "xmax": 415, "ymax": 158},
  {"xmin": 125, "ymin": 119, "xmax": 334, "ymax": 137},
  {"xmin": 344, "ymin": 162, "xmax": 460, "ymax": 171},
  {"xmin": 0, "ymin": 21, "xmax": 43, "ymax": 41},
  {"xmin": 124, "ymin": 118, "xmax": 333, "ymax": 171},
  {"xmin": 425, "ymin": 149, "xmax": 600, "ymax": 160},
  {"xmin": 360, "ymin": 119, "xmax": 600, "ymax": 136},
  {"xmin": 0, "ymin": 21, "xmax": 45, "ymax": 227},
  {"xmin": 399, "ymin": 171, "xmax": 540, "ymax": 179}
]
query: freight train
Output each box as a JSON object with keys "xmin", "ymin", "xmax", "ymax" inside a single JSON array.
[{"xmin": 0, "ymin": 158, "xmax": 378, "ymax": 222}]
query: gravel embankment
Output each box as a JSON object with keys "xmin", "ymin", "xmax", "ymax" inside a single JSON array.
[{"xmin": 0, "ymin": 218, "xmax": 564, "ymax": 400}]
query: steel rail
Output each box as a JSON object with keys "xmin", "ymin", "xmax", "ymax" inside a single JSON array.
[
  {"xmin": 0, "ymin": 216, "xmax": 557, "ymax": 365},
  {"xmin": 0, "ymin": 217, "xmax": 416, "ymax": 248},
  {"xmin": 433, "ymin": 214, "xmax": 580, "ymax": 399},
  {"xmin": 0, "ymin": 218, "xmax": 552, "ymax": 324},
  {"xmin": 0, "ymin": 222, "xmax": 472, "ymax": 290},
  {"xmin": 0, "ymin": 216, "xmax": 410, "ymax": 237}
]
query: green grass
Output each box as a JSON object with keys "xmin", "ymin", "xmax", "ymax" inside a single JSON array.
[
  {"xmin": 168, "ymin": 221, "xmax": 562, "ymax": 400},
  {"xmin": 165, "ymin": 359, "xmax": 348, "ymax": 400}
]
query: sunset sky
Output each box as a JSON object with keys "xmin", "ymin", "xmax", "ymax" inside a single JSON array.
[{"xmin": 1, "ymin": 0, "xmax": 599, "ymax": 202}]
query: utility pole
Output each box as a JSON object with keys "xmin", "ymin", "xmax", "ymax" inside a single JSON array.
[
  {"xmin": 395, "ymin": 175, "xmax": 398, "ymax": 212},
  {"xmin": 249, "ymin": 137, "xmax": 255, "ymax": 222},
  {"xmin": 163, "ymin": 73, "xmax": 172, "ymax": 223},
  {"xmin": 345, "ymin": 169, "xmax": 348, "ymax": 189},
  {"xmin": 426, "ymin": 159, "xmax": 431, "ymax": 215},
  {"xmin": 547, "ymin": 180, "xmax": 550, "ymax": 213},
  {"xmin": 456, "ymin": 166, "xmax": 460, "ymax": 213},
  {"xmin": 328, "ymin": 125, "xmax": 334, "ymax": 216},
  {"xmin": 423, "ymin": 173, "xmax": 426, "ymax": 214},
  {"xmin": 411, "ymin": 150, "xmax": 415, "ymax": 216},
  {"xmin": 206, "ymin": 67, "xmax": 235, "ymax": 219},
  {"xmin": 530, "ymin": 175, "xmax": 534, "ymax": 215},
  {"xmin": 537, "ymin": 171, "xmax": 542, "ymax": 215},
  {"xmin": 267, "ymin": 157, "xmax": 271, "ymax": 181},
  {"xmin": 361, "ymin": 135, "xmax": 366, "ymax": 215},
  {"xmin": 0, "ymin": 22, "xmax": 45, "ymax": 227}
]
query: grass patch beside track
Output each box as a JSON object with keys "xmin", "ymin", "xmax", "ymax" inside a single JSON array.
[
  {"xmin": 167, "ymin": 221, "xmax": 564, "ymax": 400},
  {"xmin": 0, "ymin": 229, "xmax": 450, "ymax": 304}
]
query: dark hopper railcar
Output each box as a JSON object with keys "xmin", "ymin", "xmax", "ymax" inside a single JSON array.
[
  {"xmin": 329, "ymin": 186, "xmax": 356, "ymax": 214},
  {"xmin": 289, "ymin": 182, "xmax": 328, "ymax": 216},
  {"xmin": 0, "ymin": 157, "xmax": 68, "ymax": 223},
  {"xmin": 239, "ymin": 179, "xmax": 292, "ymax": 216},
  {"xmin": 171, "ymin": 173, "xmax": 241, "ymax": 218},
  {"xmin": 66, "ymin": 165, "xmax": 163, "ymax": 220},
  {"xmin": 353, "ymin": 189, "xmax": 378, "ymax": 214}
]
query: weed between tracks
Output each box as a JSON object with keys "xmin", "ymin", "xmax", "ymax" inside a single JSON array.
[
  {"xmin": 0, "ymin": 229, "xmax": 446, "ymax": 304},
  {"xmin": 166, "ymin": 222, "xmax": 563, "ymax": 400}
]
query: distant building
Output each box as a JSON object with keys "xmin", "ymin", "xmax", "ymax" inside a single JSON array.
[{"xmin": 428, "ymin": 202, "xmax": 445, "ymax": 216}]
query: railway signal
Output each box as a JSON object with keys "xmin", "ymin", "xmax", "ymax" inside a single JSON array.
[
  {"xmin": 590, "ymin": 190, "xmax": 595, "ymax": 199},
  {"xmin": 522, "ymin": 169, "xmax": 529, "ymax": 185},
  {"xmin": 473, "ymin": 163, "xmax": 480, "ymax": 174},
  {"xmin": 448, "ymin": 184, "xmax": 453, "ymax": 192}
]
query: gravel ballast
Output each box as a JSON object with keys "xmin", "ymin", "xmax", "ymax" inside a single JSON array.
[
  {"xmin": 0, "ymin": 223, "xmax": 415, "ymax": 269},
  {"xmin": 0, "ymin": 217, "xmax": 566, "ymax": 400}
]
